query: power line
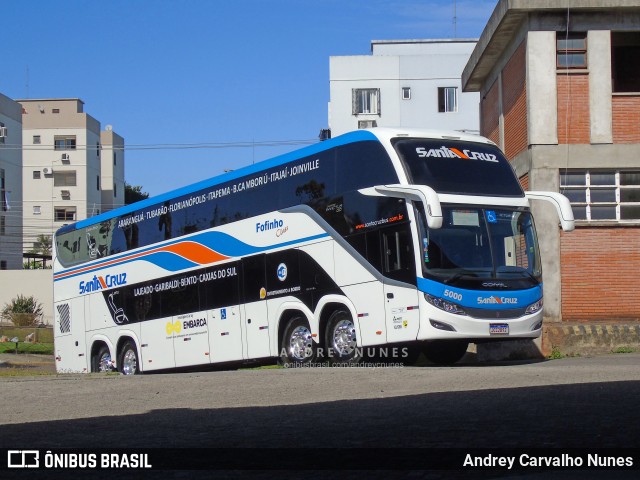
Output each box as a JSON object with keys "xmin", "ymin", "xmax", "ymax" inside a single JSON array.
[{"xmin": 0, "ymin": 138, "xmax": 318, "ymax": 152}]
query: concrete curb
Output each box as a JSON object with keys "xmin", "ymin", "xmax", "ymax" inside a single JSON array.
[{"xmin": 543, "ymin": 322, "xmax": 640, "ymax": 357}]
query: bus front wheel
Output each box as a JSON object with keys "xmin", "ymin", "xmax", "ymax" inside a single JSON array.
[
  {"xmin": 119, "ymin": 340, "xmax": 140, "ymax": 375},
  {"xmin": 325, "ymin": 309, "xmax": 362, "ymax": 365},
  {"xmin": 422, "ymin": 340, "xmax": 469, "ymax": 366}
]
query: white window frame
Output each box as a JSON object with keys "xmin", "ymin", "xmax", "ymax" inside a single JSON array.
[
  {"xmin": 560, "ymin": 170, "xmax": 640, "ymax": 222},
  {"xmin": 352, "ymin": 88, "xmax": 380, "ymax": 115},
  {"xmin": 438, "ymin": 87, "xmax": 458, "ymax": 113}
]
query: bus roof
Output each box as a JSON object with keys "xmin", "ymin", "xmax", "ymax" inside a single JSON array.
[{"xmin": 56, "ymin": 128, "xmax": 495, "ymax": 235}]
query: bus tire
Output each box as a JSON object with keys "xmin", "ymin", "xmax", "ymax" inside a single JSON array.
[
  {"xmin": 119, "ymin": 340, "xmax": 140, "ymax": 375},
  {"xmin": 280, "ymin": 316, "xmax": 315, "ymax": 366},
  {"xmin": 422, "ymin": 340, "xmax": 469, "ymax": 366},
  {"xmin": 325, "ymin": 309, "xmax": 362, "ymax": 365},
  {"xmin": 91, "ymin": 344, "xmax": 113, "ymax": 373}
]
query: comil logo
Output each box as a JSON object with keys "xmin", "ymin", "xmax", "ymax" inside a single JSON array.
[
  {"xmin": 416, "ymin": 146, "xmax": 498, "ymax": 163},
  {"xmin": 79, "ymin": 273, "xmax": 127, "ymax": 295},
  {"xmin": 277, "ymin": 263, "xmax": 288, "ymax": 282}
]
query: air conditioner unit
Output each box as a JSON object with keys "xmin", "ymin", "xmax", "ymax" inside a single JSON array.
[
  {"xmin": 61, "ymin": 153, "xmax": 70, "ymax": 162},
  {"xmin": 42, "ymin": 167, "xmax": 53, "ymax": 175},
  {"xmin": 0, "ymin": 127, "xmax": 7, "ymax": 138}
]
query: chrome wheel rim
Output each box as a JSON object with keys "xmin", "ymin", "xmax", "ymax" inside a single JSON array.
[
  {"xmin": 288, "ymin": 325, "xmax": 313, "ymax": 361},
  {"xmin": 98, "ymin": 351, "xmax": 112, "ymax": 372},
  {"xmin": 122, "ymin": 349, "xmax": 137, "ymax": 375},
  {"xmin": 332, "ymin": 319, "xmax": 357, "ymax": 356}
]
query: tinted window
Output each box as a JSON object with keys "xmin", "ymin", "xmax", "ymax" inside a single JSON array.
[{"xmin": 393, "ymin": 138, "xmax": 523, "ymax": 197}]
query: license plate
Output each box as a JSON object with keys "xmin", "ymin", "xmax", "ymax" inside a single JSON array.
[{"xmin": 490, "ymin": 323, "xmax": 509, "ymax": 335}]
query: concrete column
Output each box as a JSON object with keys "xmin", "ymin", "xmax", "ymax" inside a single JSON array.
[
  {"xmin": 527, "ymin": 31, "xmax": 558, "ymax": 145},
  {"xmin": 588, "ymin": 30, "xmax": 613, "ymax": 144}
]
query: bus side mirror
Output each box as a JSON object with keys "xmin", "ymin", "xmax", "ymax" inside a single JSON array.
[
  {"xmin": 359, "ymin": 184, "xmax": 443, "ymax": 229},
  {"xmin": 525, "ymin": 191, "xmax": 575, "ymax": 232}
]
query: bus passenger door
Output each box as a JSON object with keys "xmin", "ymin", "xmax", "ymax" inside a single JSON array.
[
  {"xmin": 203, "ymin": 262, "xmax": 244, "ymax": 363},
  {"xmin": 380, "ymin": 224, "xmax": 421, "ymax": 344},
  {"xmin": 242, "ymin": 254, "xmax": 271, "ymax": 359}
]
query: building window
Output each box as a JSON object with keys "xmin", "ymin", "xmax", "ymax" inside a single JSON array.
[
  {"xmin": 33, "ymin": 206, "xmax": 41, "ymax": 215},
  {"xmin": 560, "ymin": 170, "xmax": 640, "ymax": 221},
  {"xmin": 352, "ymin": 88, "xmax": 380, "ymax": 115},
  {"xmin": 52, "ymin": 108, "xmax": 60, "ymax": 114},
  {"xmin": 113, "ymin": 152, "xmax": 117, "ymax": 166},
  {"xmin": 0, "ymin": 260, "xmax": 7, "ymax": 270},
  {"xmin": 114, "ymin": 183, "xmax": 117, "ymax": 197},
  {"xmin": 54, "ymin": 207, "xmax": 76, "ymax": 222},
  {"xmin": 438, "ymin": 87, "xmax": 458, "ymax": 112},
  {"xmin": 402, "ymin": 87, "xmax": 411, "ymax": 100},
  {"xmin": 97, "ymin": 142, "xmax": 100, "ymax": 157},
  {"xmin": 33, "ymin": 135, "xmax": 41, "ymax": 144},
  {"xmin": 0, "ymin": 168, "xmax": 6, "ymax": 211},
  {"xmin": 612, "ymin": 32, "xmax": 640, "ymax": 93},
  {"xmin": 33, "ymin": 171, "xmax": 41, "ymax": 179},
  {"xmin": 53, "ymin": 171, "xmax": 77, "ymax": 187},
  {"xmin": 0, "ymin": 215, "xmax": 5, "ymax": 235},
  {"xmin": 0, "ymin": 122, "xmax": 5, "ymax": 145},
  {"xmin": 54, "ymin": 136, "xmax": 76, "ymax": 150},
  {"xmin": 97, "ymin": 175, "xmax": 100, "ymax": 191},
  {"xmin": 557, "ymin": 32, "xmax": 587, "ymax": 68}
]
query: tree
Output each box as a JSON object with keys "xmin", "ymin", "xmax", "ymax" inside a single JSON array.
[
  {"xmin": 125, "ymin": 183, "xmax": 150, "ymax": 205},
  {"xmin": 1, "ymin": 295, "xmax": 44, "ymax": 327},
  {"xmin": 30, "ymin": 234, "xmax": 52, "ymax": 256}
]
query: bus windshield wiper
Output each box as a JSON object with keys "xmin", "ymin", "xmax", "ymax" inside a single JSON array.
[{"xmin": 444, "ymin": 270, "xmax": 479, "ymax": 285}]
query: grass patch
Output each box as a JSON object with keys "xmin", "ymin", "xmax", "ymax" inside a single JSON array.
[
  {"xmin": 0, "ymin": 367, "xmax": 55, "ymax": 377},
  {"xmin": 0, "ymin": 342, "xmax": 54, "ymax": 355},
  {"xmin": 612, "ymin": 346, "xmax": 636, "ymax": 354}
]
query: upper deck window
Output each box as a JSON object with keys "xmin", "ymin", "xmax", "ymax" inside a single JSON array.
[{"xmin": 393, "ymin": 138, "xmax": 523, "ymax": 197}]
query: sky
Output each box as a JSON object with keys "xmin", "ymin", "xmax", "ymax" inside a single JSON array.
[{"xmin": 4, "ymin": 0, "xmax": 497, "ymax": 197}]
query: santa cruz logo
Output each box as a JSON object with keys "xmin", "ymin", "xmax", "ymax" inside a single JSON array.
[
  {"xmin": 416, "ymin": 146, "xmax": 498, "ymax": 163},
  {"xmin": 477, "ymin": 296, "xmax": 518, "ymax": 305},
  {"xmin": 79, "ymin": 273, "xmax": 127, "ymax": 295}
]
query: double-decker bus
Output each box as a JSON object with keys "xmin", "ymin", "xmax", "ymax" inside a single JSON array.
[{"xmin": 52, "ymin": 128, "xmax": 574, "ymax": 374}]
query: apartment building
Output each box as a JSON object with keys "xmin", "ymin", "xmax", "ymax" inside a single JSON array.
[
  {"xmin": 18, "ymin": 98, "xmax": 125, "ymax": 254},
  {"xmin": 329, "ymin": 39, "xmax": 480, "ymax": 137},
  {"xmin": 462, "ymin": 0, "xmax": 640, "ymax": 322},
  {"xmin": 0, "ymin": 93, "xmax": 23, "ymax": 269}
]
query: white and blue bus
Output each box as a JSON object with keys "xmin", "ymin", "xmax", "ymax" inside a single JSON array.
[{"xmin": 52, "ymin": 128, "xmax": 574, "ymax": 374}]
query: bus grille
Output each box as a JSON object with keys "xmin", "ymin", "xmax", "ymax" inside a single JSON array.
[
  {"xmin": 465, "ymin": 307, "xmax": 527, "ymax": 320},
  {"xmin": 57, "ymin": 303, "xmax": 71, "ymax": 333}
]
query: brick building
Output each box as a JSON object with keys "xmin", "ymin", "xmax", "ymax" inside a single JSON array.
[{"xmin": 462, "ymin": 0, "xmax": 640, "ymax": 323}]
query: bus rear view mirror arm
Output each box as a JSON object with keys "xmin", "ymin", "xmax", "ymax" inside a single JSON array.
[
  {"xmin": 525, "ymin": 191, "xmax": 575, "ymax": 232},
  {"xmin": 359, "ymin": 184, "xmax": 443, "ymax": 229}
]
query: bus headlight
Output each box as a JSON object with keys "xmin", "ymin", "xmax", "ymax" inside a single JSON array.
[
  {"xmin": 525, "ymin": 298, "xmax": 543, "ymax": 315},
  {"xmin": 424, "ymin": 293, "xmax": 467, "ymax": 316}
]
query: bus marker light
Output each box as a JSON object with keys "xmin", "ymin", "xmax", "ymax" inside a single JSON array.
[{"xmin": 376, "ymin": 331, "xmax": 382, "ymax": 335}]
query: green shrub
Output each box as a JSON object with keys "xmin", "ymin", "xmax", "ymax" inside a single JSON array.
[{"xmin": 1, "ymin": 295, "xmax": 44, "ymax": 326}]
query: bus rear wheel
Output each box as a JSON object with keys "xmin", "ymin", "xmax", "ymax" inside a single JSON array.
[
  {"xmin": 119, "ymin": 340, "xmax": 140, "ymax": 375},
  {"xmin": 91, "ymin": 345, "xmax": 113, "ymax": 373},
  {"xmin": 280, "ymin": 316, "xmax": 315, "ymax": 366},
  {"xmin": 422, "ymin": 340, "xmax": 469, "ymax": 366},
  {"xmin": 325, "ymin": 309, "xmax": 362, "ymax": 365}
]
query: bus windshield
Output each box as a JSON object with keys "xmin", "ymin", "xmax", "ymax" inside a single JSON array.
[
  {"xmin": 417, "ymin": 205, "xmax": 542, "ymax": 287},
  {"xmin": 393, "ymin": 138, "xmax": 524, "ymax": 197}
]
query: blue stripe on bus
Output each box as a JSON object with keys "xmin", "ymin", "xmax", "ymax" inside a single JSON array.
[
  {"xmin": 62, "ymin": 130, "xmax": 378, "ymax": 233},
  {"xmin": 54, "ymin": 231, "xmax": 329, "ymax": 281},
  {"xmin": 416, "ymin": 277, "xmax": 542, "ymax": 310}
]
